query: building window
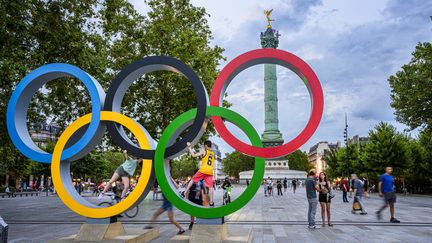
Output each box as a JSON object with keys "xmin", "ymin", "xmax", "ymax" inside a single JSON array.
[
  {"xmin": 273, "ymin": 162, "xmax": 276, "ymax": 166},
  {"xmin": 283, "ymin": 163, "xmax": 286, "ymax": 166},
  {"xmin": 278, "ymin": 163, "xmax": 281, "ymax": 166}
]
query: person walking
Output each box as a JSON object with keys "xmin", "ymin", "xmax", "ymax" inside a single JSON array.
[
  {"xmin": 145, "ymin": 176, "xmax": 186, "ymax": 235},
  {"xmin": 349, "ymin": 177, "xmax": 355, "ymax": 198},
  {"xmin": 292, "ymin": 179, "xmax": 297, "ymax": 193},
  {"xmin": 341, "ymin": 177, "xmax": 349, "ymax": 203},
  {"xmin": 263, "ymin": 179, "xmax": 268, "ymax": 197},
  {"xmin": 351, "ymin": 174, "xmax": 367, "ymax": 215},
  {"xmin": 306, "ymin": 169, "xmax": 320, "ymax": 229},
  {"xmin": 267, "ymin": 177, "xmax": 274, "ymax": 196},
  {"xmin": 376, "ymin": 167, "xmax": 400, "ymax": 223},
  {"xmin": 277, "ymin": 180, "xmax": 283, "ymax": 196},
  {"xmin": 318, "ymin": 172, "xmax": 333, "ymax": 227},
  {"xmin": 363, "ymin": 177, "xmax": 369, "ymax": 198},
  {"xmin": 283, "ymin": 177, "xmax": 288, "ymax": 193}
]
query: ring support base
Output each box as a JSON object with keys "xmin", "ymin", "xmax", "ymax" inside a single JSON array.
[
  {"xmin": 47, "ymin": 222, "xmax": 159, "ymax": 243},
  {"xmin": 169, "ymin": 218, "xmax": 252, "ymax": 243}
]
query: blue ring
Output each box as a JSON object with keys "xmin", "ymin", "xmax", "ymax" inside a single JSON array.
[{"xmin": 6, "ymin": 63, "xmax": 105, "ymax": 163}]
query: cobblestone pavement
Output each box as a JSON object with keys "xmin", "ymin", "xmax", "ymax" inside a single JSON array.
[{"xmin": 1, "ymin": 186, "xmax": 431, "ymax": 242}]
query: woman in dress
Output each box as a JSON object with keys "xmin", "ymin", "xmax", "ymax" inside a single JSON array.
[{"xmin": 318, "ymin": 172, "xmax": 333, "ymax": 226}]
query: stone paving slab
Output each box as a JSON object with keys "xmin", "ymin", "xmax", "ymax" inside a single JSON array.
[{"xmin": 1, "ymin": 186, "xmax": 431, "ymax": 242}]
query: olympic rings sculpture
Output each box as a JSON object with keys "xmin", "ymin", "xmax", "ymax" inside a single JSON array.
[{"xmin": 7, "ymin": 49, "xmax": 323, "ymax": 219}]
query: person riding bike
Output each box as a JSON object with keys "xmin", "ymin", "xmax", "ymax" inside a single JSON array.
[{"xmin": 222, "ymin": 177, "xmax": 232, "ymax": 205}]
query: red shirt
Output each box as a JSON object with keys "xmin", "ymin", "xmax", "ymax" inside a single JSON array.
[{"xmin": 341, "ymin": 179, "xmax": 348, "ymax": 191}]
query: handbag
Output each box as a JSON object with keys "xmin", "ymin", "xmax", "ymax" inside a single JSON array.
[
  {"xmin": 328, "ymin": 189, "xmax": 335, "ymax": 199},
  {"xmin": 327, "ymin": 182, "xmax": 335, "ymax": 199}
]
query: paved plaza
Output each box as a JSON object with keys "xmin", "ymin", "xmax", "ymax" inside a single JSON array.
[{"xmin": 1, "ymin": 186, "xmax": 432, "ymax": 243}]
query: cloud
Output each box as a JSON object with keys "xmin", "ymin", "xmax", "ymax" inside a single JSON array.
[{"xmin": 129, "ymin": 0, "xmax": 432, "ymax": 156}]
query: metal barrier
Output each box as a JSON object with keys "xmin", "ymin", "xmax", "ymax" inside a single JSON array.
[{"xmin": 0, "ymin": 216, "xmax": 8, "ymax": 243}]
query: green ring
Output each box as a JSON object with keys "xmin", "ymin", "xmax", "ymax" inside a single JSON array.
[{"xmin": 154, "ymin": 106, "xmax": 265, "ymax": 218}]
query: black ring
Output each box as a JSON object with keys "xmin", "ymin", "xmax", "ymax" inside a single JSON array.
[{"xmin": 104, "ymin": 56, "xmax": 208, "ymax": 159}]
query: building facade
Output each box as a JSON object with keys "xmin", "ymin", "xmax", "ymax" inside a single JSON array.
[
  {"xmin": 348, "ymin": 135, "xmax": 369, "ymax": 146},
  {"xmin": 212, "ymin": 143, "xmax": 225, "ymax": 181},
  {"xmin": 308, "ymin": 141, "xmax": 341, "ymax": 173}
]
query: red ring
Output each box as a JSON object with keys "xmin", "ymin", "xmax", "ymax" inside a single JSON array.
[{"xmin": 210, "ymin": 48, "xmax": 324, "ymax": 158}]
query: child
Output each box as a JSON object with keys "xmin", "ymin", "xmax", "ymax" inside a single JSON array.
[
  {"xmin": 99, "ymin": 150, "xmax": 138, "ymax": 199},
  {"xmin": 184, "ymin": 141, "xmax": 215, "ymax": 206}
]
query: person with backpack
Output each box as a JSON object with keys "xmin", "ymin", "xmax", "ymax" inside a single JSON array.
[
  {"xmin": 283, "ymin": 177, "xmax": 288, "ymax": 193},
  {"xmin": 292, "ymin": 179, "xmax": 297, "ymax": 193},
  {"xmin": 277, "ymin": 180, "xmax": 283, "ymax": 196}
]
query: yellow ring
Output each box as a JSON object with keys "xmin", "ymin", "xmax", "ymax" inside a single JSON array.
[{"xmin": 51, "ymin": 111, "xmax": 152, "ymax": 218}]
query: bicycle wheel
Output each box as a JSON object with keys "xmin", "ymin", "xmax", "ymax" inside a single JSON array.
[
  {"xmin": 98, "ymin": 201, "xmax": 113, "ymax": 207},
  {"xmin": 124, "ymin": 205, "xmax": 139, "ymax": 218}
]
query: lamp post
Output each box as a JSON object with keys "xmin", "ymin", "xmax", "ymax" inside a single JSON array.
[{"xmin": 344, "ymin": 113, "xmax": 349, "ymax": 177}]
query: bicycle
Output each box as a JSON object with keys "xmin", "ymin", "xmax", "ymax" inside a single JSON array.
[
  {"xmin": 97, "ymin": 192, "xmax": 139, "ymax": 218},
  {"xmin": 222, "ymin": 186, "xmax": 232, "ymax": 205}
]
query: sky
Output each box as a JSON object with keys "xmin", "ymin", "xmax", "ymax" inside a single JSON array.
[{"xmin": 129, "ymin": 0, "xmax": 432, "ymax": 156}]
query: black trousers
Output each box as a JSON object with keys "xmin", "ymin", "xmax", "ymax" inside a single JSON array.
[
  {"xmin": 343, "ymin": 190, "xmax": 348, "ymax": 202},
  {"xmin": 277, "ymin": 188, "xmax": 283, "ymax": 195}
]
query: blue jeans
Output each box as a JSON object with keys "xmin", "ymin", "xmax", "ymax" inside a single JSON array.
[
  {"xmin": 355, "ymin": 196, "xmax": 367, "ymax": 213},
  {"xmin": 307, "ymin": 198, "xmax": 318, "ymax": 226}
]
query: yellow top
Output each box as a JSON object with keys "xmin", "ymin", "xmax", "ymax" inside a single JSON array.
[{"xmin": 199, "ymin": 149, "xmax": 215, "ymax": 175}]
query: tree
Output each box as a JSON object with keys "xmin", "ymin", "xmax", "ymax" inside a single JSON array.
[
  {"xmin": 405, "ymin": 129, "xmax": 432, "ymax": 193},
  {"xmin": 222, "ymin": 151, "xmax": 254, "ymax": 178},
  {"xmin": 322, "ymin": 148, "xmax": 338, "ymax": 178},
  {"xmin": 171, "ymin": 155, "xmax": 198, "ymax": 179},
  {"xmin": 286, "ymin": 150, "xmax": 312, "ymax": 172},
  {"xmin": 119, "ymin": 0, "xmax": 224, "ymax": 141},
  {"xmin": 0, "ymin": 0, "xmax": 225, "ymax": 183},
  {"xmin": 389, "ymin": 42, "xmax": 432, "ymax": 131},
  {"xmin": 362, "ymin": 122, "xmax": 412, "ymax": 182}
]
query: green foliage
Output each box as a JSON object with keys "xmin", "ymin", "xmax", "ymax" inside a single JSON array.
[
  {"xmin": 389, "ymin": 42, "xmax": 432, "ymax": 130},
  {"xmin": 222, "ymin": 151, "xmax": 254, "ymax": 178},
  {"xmin": 324, "ymin": 122, "xmax": 432, "ymax": 192},
  {"xmin": 286, "ymin": 150, "xmax": 312, "ymax": 172},
  {"xmin": 0, "ymin": 0, "xmax": 224, "ymax": 181},
  {"xmin": 362, "ymin": 122, "xmax": 412, "ymax": 178},
  {"xmin": 171, "ymin": 155, "xmax": 198, "ymax": 179}
]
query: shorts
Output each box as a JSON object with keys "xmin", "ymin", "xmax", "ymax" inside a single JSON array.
[
  {"xmin": 384, "ymin": 192, "xmax": 396, "ymax": 204},
  {"xmin": 115, "ymin": 166, "xmax": 129, "ymax": 177},
  {"xmin": 192, "ymin": 171, "xmax": 214, "ymax": 188},
  {"xmin": 319, "ymin": 193, "xmax": 331, "ymax": 203},
  {"xmin": 161, "ymin": 196, "xmax": 173, "ymax": 212}
]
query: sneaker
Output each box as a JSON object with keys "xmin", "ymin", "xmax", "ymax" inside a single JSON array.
[
  {"xmin": 144, "ymin": 226, "xmax": 153, "ymax": 230},
  {"xmin": 97, "ymin": 193, "xmax": 104, "ymax": 199},
  {"xmin": 390, "ymin": 218, "xmax": 400, "ymax": 223},
  {"xmin": 351, "ymin": 210, "xmax": 356, "ymax": 214},
  {"xmin": 209, "ymin": 203, "xmax": 215, "ymax": 207},
  {"xmin": 188, "ymin": 222, "xmax": 194, "ymax": 230},
  {"xmin": 308, "ymin": 225, "xmax": 320, "ymax": 229},
  {"xmin": 178, "ymin": 229, "xmax": 186, "ymax": 235},
  {"xmin": 360, "ymin": 212, "xmax": 368, "ymax": 215},
  {"xmin": 375, "ymin": 211, "xmax": 382, "ymax": 220}
]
